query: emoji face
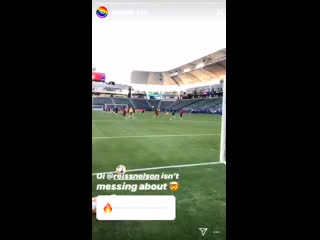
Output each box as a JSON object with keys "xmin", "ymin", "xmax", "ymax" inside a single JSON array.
[{"xmin": 169, "ymin": 181, "xmax": 179, "ymax": 192}]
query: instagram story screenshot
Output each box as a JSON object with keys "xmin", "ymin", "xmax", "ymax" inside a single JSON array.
[{"xmin": 92, "ymin": 0, "xmax": 226, "ymax": 239}]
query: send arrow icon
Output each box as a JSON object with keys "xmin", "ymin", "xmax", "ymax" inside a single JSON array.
[{"xmin": 199, "ymin": 228, "xmax": 208, "ymax": 236}]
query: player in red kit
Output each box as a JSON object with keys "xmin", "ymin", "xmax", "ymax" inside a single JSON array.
[
  {"xmin": 122, "ymin": 107, "xmax": 127, "ymax": 119},
  {"xmin": 180, "ymin": 108, "xmax": 184, "ymax": 120}
]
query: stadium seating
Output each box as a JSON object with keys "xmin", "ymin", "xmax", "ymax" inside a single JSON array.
[
  {"xmin": 159, "ymin": 101, "xmax": 176, "ymax": 111},
  {"xmin": 92, "ymin": 97, "xmax": 223, "ymax": 113},
  {"xmin": 113, "ymin": 98, "xmax": 131, "ymax": 106},
  {"xmin": 131, "ymin": 99, "xmax": 150, "ymax": 110},
  {"xmin": 184, "ymin": 99, "xmax": 208, "ymax": 110},
  {"xmin": 198, "ymin": 98, "xmax": 222, "ymax": 110},
  {"xmin": 190, "ymin": 98, "xmax": 222, "ymax": 113},
  {"xmin": 169, "ymin": 99, "xmax": 198, "ymax": 110},
  {"xmin": 148, "ymin": 99, "xmax": 160, "ymax": 109},
  {"xmin": 92, "ymin": 97, "xmax": 113, "ymax": 105}
]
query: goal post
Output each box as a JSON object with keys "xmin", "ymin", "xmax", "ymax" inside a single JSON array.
[
  {"xmin": 220, "ymin": 78, "xmax": 226, "ymax": 164},
  {"xmin": 105, "ymin": 104, "xmax": 128, "ymax": 112}
]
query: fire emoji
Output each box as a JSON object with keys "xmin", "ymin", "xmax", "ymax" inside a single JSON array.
[{"xmin": 104, "ymin": 203, "xmax": 112, "ymax": 214}]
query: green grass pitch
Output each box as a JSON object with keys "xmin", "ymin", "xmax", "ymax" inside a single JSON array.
[{"xmin": 92, "ymin": 111, "xmax": 226, "ymax": 240}]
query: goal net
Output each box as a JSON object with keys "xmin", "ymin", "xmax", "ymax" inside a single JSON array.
[
  {"xmin": 105, "ymin": 104, "xmax": 128, "ymax": 112},
  {"xmin": 92, "ymin": 105, "xmax": 104, "ymax": 111},
  {"xmin": 220, "ymin": 79, "xmax": 226, "ymax": 164}
]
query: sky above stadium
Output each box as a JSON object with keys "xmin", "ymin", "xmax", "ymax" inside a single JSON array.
[{"xmin": 92, "ymin": 0, "xmax": 226, "ymax": 85}]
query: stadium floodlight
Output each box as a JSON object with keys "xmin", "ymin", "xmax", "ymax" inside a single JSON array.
[
  {"xmin": 196, "ymin": 62, "xmax": 205, "ymax": 69},
  {"xmin": 170, "ymin": 72, "xmax": 178, "ymax": 77},
  {"xmin": 219, "ymin": 78, "xmax": 226, "ymax": 164}
]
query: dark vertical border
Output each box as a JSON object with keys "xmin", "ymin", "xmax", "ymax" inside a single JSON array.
[
  {"xmin": 2, "ymin": 1, "xmax": 92, "ymax": 239},
  {"xmin": 226, "ymin": 0, "xmax": 289, "ymax": 239}
]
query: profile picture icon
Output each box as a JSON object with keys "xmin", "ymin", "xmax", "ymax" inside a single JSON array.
[{"xmin": 96, "ymin": 6, "xmax": 108, "ymax": 18}]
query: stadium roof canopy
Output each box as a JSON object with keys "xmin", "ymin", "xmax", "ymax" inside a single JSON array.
[{"xmin": 131, "ymin": 48, "xmax": 226, "ymax": 86}]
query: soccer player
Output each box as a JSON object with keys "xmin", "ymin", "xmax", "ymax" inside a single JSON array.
[
  {"xmin": 122, "ymin": 107, "xmax": 127, "ymax": 119},
  {"xmin": 132, "ymin": 107, "xmax": 136, "ymax": 118},
  {"xmin": 129, "ymin": 107, "xmax": 133, "ymax": 118},
  {"xmin": 157, "ymin": 108, "xmax": 161, "ymax": 118},
  {"xmin": 154, "ymin": 107, "xmax": 159, "ymax": 119},
  {"xmin": 115, "ymin": 107, "xmax": 118, "ymax": 115},
  {"xmin": 170, "ymin": 110, "xmax": 176, "ymax": 120},
  {"xmin": 141, "ymin": 108, "xmax": 145, "ymax": 115},
  {"xmin": 180, "ymin": 108, "xmax": 184, "ymax": 120}
]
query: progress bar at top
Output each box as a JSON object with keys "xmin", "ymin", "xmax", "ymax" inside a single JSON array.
[{"xmin": 95, "ymin": 2, "xmax": 225, "ymax": 5}]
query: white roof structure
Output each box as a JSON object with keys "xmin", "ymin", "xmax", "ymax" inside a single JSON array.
[{"xmin": 131, "ymin": 48, "xmax": 226, "ymax": 86}]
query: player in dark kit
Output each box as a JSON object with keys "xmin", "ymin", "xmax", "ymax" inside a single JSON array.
[
  {"xmin": 115, "ymin": 107, "xmax": 118, "ymax": 115},
  {"xmin": 141, "ymin": 108, "xmax": 145, "ymax": 115},
  {"xmin": 170, "ymin": 110, "xmax": 176, "ymax": 120}
]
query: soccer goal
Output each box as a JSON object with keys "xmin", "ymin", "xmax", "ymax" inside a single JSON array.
[
  {"xmin": 105, "ymin": 104, "xmax": 128, "ymax": 112},
  {"xmin": 92, "ymin": 105, "xmax": 104, "ymax": 111},
  {"xmin": 219, "ymin": 79, "xmax": 226, "ymax": 164}
]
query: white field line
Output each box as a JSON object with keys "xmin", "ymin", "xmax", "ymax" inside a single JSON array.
[
  {"xmin": 92, "ymin": 161, "xmax": 224, "ymax": 176},
  {"xmin": 92, "ymin": 133, "xmax": 220, "ymax": 139}
]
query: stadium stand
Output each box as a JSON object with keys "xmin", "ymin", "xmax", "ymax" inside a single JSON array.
[
  {"xmin": 148, "ymin": 99, "xmax": 160, "ymax": 109},
  {"xmin": 190, "ymin": 98, "xmax": 223, "ymax": 113},
  {"xmin": 184, "ymin": 99, "xmax": 208, "ymax": 110},
  {"xmin": 169, "ymin": 99, "xmax": 199, "ymax": 110},
  {"xmin": 131, "ymin": 99, "xmax": 151, "ymax": 110},
  {"xmin": 159, "ymin": 100, "xmax": 176, "ymax": 111},
  {"xmin": 184, "ymin": 98, "xmax": 222, "ymax": 110},
  {"xmin": 198, "ymin": 98, "xmax": 222, "ymax": 110},
  {"xmin": 92, "ymin": 97, "xmax": 113, "ymax": 105},
  {"xmin": 92, "ymin": 97, "xmax": 223, "ymax": 113},
  {"xmin": 113, "ymin": 98, "xmax": 131, "ymax": 106}
]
